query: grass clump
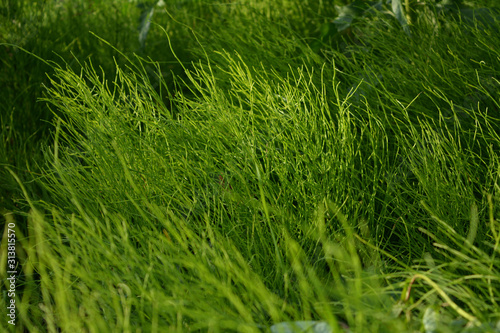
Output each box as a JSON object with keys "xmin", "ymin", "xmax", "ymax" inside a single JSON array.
[{"xmin": 1, "ymin": 0, "xmax": 500, "ymax": 332}]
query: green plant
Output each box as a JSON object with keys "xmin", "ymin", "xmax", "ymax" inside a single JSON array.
[{"xmin": 2, "ymin": 1, "xmax": 500, "ymax": 332}]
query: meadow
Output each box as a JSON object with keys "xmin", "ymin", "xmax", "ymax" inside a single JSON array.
[{"xmin": 1, "ymin": 0, "xmax": 500, "ymax": 331}]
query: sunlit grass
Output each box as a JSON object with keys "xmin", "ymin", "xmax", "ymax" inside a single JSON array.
[{"xmin": 1, "ymin": 0, "xmax": 500, "ymax": 332}]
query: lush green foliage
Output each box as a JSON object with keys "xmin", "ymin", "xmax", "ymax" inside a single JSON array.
[{"xmin": 1, "ymin": 0, "xmax": 500, "ymax": 332}]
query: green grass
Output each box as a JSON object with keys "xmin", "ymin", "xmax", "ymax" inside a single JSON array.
[{"xmin": 1, "ymin": 0, "xmax": 500, "ymax": 332}]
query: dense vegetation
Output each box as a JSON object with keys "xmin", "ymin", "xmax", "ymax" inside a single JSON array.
[{"xmin": 1, "ymin": 0, "xmax": 500, "ymax": 331}]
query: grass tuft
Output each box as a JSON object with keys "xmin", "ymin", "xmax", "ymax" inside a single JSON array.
[{"xmin": 2, "ymin": 0, "xmax": 500, "ymax": 331}]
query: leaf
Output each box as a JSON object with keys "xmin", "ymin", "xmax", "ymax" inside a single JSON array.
[
  {"xmin": 332, "ymin": 1, "xmax": 374, "ymax": 32},
  {"xmin": 391, "ymin": 0, "xmax": 411, "ymax": 36},
  {"xmin": 332, "ymin": 15, "xmax": 354, "ymax": 32},
  {"xmin": 270, "ymin": 321, "xmax": 333, "ymax": 333},
  {"xmin": 138, "ymin": 3, "xmax": 155, "ymax": 50},
  {"xmin": 332, "ymin": 1, "xmax": 386, "ymax": 33},
  {"xmin": 423, "ymin": 307, "xmax": 438, "ymax": 333}
]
